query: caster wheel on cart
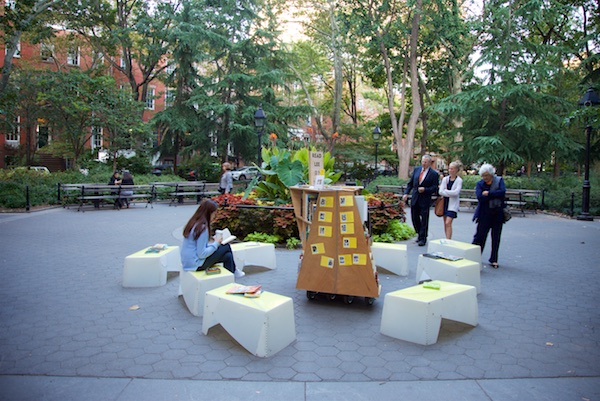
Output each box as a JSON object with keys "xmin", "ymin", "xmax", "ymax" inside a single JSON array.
[
  {"xmin": 365, "ymin": 297, "xmax": 375, "ymax": 305},
  {"xmin": 307, "ymin": 291, "xmax": 317, "ymax": 300},
  {"xmin": 328, "ymin": 294, "xmax": 337, "ymax": 301},
  {"xmin": 344, "ymin": 296, "xmax": 355, "ymax": 304}
]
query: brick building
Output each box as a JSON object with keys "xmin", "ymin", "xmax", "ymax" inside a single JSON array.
[{"xmin": 0, "ymin": 31, "xmax": 168, "ymax": 170}]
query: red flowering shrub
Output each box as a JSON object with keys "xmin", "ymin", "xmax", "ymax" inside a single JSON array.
[
  {"xmin": 210, "ymin": 192, "xmax": 405, "ymax": 243},
  {"xmin": 211, "ymin": 194, "xmax": 298, "ymax": 242},
  {"xmin": 367, "ymin": 192, "xmax": 406, "ymax": 235}
]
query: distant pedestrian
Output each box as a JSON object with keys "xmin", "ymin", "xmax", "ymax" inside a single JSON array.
[
  {"xmin": 472, "ymin": 164, "xmax": 506, "ymax": 269},
  {"xmin": 439, "ymin": 161, "xmax": 463, "ymax": 239},
  {"xmin": 180, "ymin": 199, "xmax": 244, "ymax": 278},
  {"xmin": 219, "ymin": 162, "xmax": 233, "ymax": 194},
  {"xmin": 402, "ymin": 155, "xmax": 440, "ymax": 246}
]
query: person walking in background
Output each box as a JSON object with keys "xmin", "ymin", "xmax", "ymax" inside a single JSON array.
[
  {"xmin": 219, "ymin": 162, "xmax": 233, "ymax": 194},
  {"xmin": 402, "ymin": 155, "xmax": 440, "ymax": 246},
  {"xmin": 120, "ymin": 171, "xmax": 135, "ymax": 208},
  {"xmin": 472, "ymin": 163, "xmax": 506, "ymax": 269},
  {"xmin": 439, "ymin": 161, "xmax": 463, "ymax": 239},
  {"xmin": 180, "ymin": 199, "xmax": 245, "ymax": 278}
]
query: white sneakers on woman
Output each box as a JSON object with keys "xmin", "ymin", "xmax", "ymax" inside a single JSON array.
[{"xmin": 234, "ymin": 269, "xmax": 245, "ymax": 278}]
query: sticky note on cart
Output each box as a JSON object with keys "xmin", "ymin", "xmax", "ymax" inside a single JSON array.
[
  {"xmin": 310, "ymin": 243, "xmax": 325, "ymax": 254},
  {"xmin": 339, "ymin": 195, "xmax": 354, "ymax": 207},
  {"xmin": 423, "ymin": 282, "xmax": 441, "ymax": 290},
  {"xmin": 318, "ymin": 211, "xmax": 332, "ymax": 222},
  {"xmin": 342, "ymin": 237, "xmax": 357, "ymax": 249},
  {"xmin": 340, "ymin": 223, "xmax": 354, "ymax": 234},
  {"xmin": 319, "ymin": 196, "xmax": 334, "ymax": 208},
  {"xmin": 340, "ymin": 212, "xmax": 354, "ymax": 223},
  {"xmin": 318, "ymin": 225, "xmax": 333, "ymax": 237},
  {"xmin": 320, "ymin": 256, "xmax": 334, "ymax": 268},
  {"xmin": 352, "ymin": 253, "xmax": 367, "ymax": 265}
]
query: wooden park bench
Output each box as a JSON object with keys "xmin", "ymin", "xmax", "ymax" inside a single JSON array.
[
  {"xmin": 159, "ymin": 181, "xmax": 221, "ymax": 206},
  {"xmin": 58, "ymin": 183, "xmax": 156, "ymax": 211},
  {"xmin": 460, "ymin": 188, "xmax": 544, "ymax": 216}
]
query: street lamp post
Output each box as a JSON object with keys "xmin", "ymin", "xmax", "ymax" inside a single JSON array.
[
  {"xmin": 372, "ymin": 125, "xmax": 381, "ymax": 174},
  {"xmin": 254, "ymin": 106, "xmax": 266, "ymax": 165},
  {"xmin": 577, "ymin": 88, "xmax": 600, "ymax": 221}
]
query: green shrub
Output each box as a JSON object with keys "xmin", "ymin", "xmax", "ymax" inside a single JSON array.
[
  {"xmin": 365, "ymin": 175, "xmax": 407, "ymax": 193},
  {"xmin": 286, "ymin": 237, "xmax": 301, "ymax": 249},
  {"xmin": 244, "ymin": 232, "xmax": 281, "ymax": 244}
]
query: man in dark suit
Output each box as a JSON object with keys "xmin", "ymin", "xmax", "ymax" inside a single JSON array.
[{"xmin": 402, "ymin": 155, "xmax": 440, "ymax": 246}]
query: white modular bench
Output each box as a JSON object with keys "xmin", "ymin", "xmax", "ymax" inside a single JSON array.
[
  {"xmin": 370, "ymin": 242, "xmax": 409, "ymax": 276},
  {"xmin": 180, "ymin": 265, "xmax": 234, "ymax": 316},
  {"xmin": 122, "ymin": 246, "xmax": 181, "ymax": 287},
  {"xmin": 230, "ymin": 242, "xmax": 276, "ymax": 272},
  {"xmin": 380, "ymin": 281, "xmax": 478, "ymax": 345},
  {"xmin": 202, "ymin": 284, "xmax": 296, "ymax": 357},
  {"xmin": 416, "ymin": 254, "xmax": 481, "ymax": 294},
  {"xmin": 427, "ymin": 239, "xmax": 482, "ymax": 269}
]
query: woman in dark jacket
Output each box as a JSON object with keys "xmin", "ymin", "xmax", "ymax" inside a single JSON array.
[
  {"xmin": 120, "ymin": 171, "xmax": 134, "ymax": 208},
  {"xmin": 472, "ymin": 163, "xmax": 506, "ymax": 269}
]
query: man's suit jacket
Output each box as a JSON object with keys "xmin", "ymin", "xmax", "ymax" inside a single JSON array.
[{"xmin": 405, "ymin": 166, "xmax": 440, "ymax": 207}]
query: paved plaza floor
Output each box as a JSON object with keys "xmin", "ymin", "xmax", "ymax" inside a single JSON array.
[{"xmin": 0, "ymin": 202, "xmax": 599, "ymax": 400}]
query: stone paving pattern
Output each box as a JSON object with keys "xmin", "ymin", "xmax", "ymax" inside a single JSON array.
[{"xmin": 0, "ymin": 202, "xmax": 599, "ymax": 392}]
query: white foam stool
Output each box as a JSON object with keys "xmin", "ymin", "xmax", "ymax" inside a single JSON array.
[
  {"xmin": 123, "ymin": 246, "xmax": 181, "ymax": 287},
  {"xmin": 416, "ymin": 254, "xmax": 481, "ymax": 294},
  {"xmin": 230, "ymin": 242, "xmax": 276, "ymax": 272},
  {"xmin": 202, "ymin": 284, "xmax": 296, "ymax": 357},
  {"xmin": 180, "ymin": 266, "xmax": 234, "ymax": 316},
  {"xmin": 380, "ymin": 281, "xmax": 478, "ymax": 345},
  {"xmin": 371, "ymin": 242, "xmax": 408, "ymax": 276},
  {"xmin": 427, "ymin": 239, "xmax": 482, "ymax": 269}
]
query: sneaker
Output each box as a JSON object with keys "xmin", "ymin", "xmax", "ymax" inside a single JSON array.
[{"xmin": 234, "ymin": 269, "xmax": 245, "ymax": 278}]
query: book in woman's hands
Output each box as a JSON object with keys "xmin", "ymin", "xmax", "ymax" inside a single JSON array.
[{"xmin": 214, "ymin": 228, "xmax": 236, "ymax": 245}]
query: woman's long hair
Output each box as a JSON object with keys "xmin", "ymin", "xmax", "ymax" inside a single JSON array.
[{"xmin": 182, "ymin": 199, "xmax": 218, "ymax": 240}]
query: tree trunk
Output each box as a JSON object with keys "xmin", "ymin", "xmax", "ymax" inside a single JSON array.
[
  {"xmin": 401, "ymin": 0, "xmax": 422, "ymax": 179},
  {"xmin": 0, "ymin": 32, "xmax": 21, "ymax": 95},
  {"xmin": 330, "ymin": 0, "xmax": 343, "ymax": 139}
]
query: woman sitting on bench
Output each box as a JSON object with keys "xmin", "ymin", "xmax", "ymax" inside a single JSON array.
[{"xmin": 180, "ymin": 199, "xmax": 245, "ymax": 278}]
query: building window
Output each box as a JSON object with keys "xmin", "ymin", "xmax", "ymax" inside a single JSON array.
[
  {"xmin": 6, "ymin": 116, "xmax": 20, "ymax": 142},
  {"xmin": 120, "ymin": 57, "xmax": 126, "ymax": 69},
  {"xmin": 38, "ymin": 125, "xmax": 49, "ymax": 148},
  {"xmin": 5, "ymin": 41, "xmax": 20, "ymax": 58},
  {"xmin": 40, "ymin": 43, "xmax": 54, "ymax": 62},
  {"xmin": 165, "ymin": 88, "xmax": 175, "ymax": 108},
  {"xmin": 92, "ymin": 50, "xmax": 104, "ymax": 66},
  {"xmin": 91, "ymin": 126, "xmax": 103, "ymax": 150},
  {"xmin": 67, "ymin": 46, "xmax": 80, "ymax": 66},
  {"xmin": 145, "ymin": 87, "xmax": 155, "ymax": 110},
  {"xmin": 165, "ymin": 61, "xmax": 176, "ymax": 76}
]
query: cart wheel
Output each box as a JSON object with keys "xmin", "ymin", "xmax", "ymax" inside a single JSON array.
[
  {"xmin": 365, "ymin": 297, "xmax": 375, "ymax": 305},
  {"xmin": 307, "ymin": 291, "xmax": 317, "ymax": 300},
  {"xmin": 328, "ymin": 294, "xmax": 336, "ymax": 301},
  {"xmin": 345, "ymin": 296, "xmax": 355, "ymax": 304}
]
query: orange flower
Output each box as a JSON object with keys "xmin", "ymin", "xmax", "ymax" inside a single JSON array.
[{"xmin": 269, "ymin": 133, "xmax": 278, "ymax": 140}]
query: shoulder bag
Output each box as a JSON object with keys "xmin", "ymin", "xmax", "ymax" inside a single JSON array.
[{"xmin": 434, "ymin": 197, "xmax": 444, "ymax": 217}]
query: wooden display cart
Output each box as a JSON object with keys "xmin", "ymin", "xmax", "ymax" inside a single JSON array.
[{"xmin": 290, "ymin": 186, "xmax": 380, "ymax": 305}]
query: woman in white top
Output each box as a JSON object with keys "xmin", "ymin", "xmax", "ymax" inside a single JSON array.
[{"xmin": 438, "ymin": 161, "xmax": 463, "ymax": 239}]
